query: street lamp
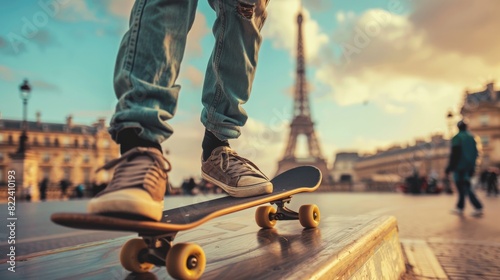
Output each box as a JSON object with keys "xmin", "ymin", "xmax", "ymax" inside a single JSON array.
[
  {"xmin": 17, "ymin": 79, "xmax": 32, "ymax": 154},
  {"xmin": 446, "ymin": 110, "xmax": 454, "ymax": 139}
]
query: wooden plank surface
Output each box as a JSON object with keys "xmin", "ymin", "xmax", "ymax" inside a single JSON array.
[{"xmin": 0, "ymin": 210, "xmax": 400, "ymax": 280}]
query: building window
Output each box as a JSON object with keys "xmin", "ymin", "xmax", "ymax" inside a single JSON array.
[
  {"xmin": 64, "ymin": 153, "xmax": 71, "ymax": 163},
  {"xmin": 480, "ymin": 136, "xmax": 489, "ymax": 147},
  {"xmin": 83, "ymin": 138, "xmax": 89, "ymax": 148},
  {"xmin": 41, "ymin": 168, "xmax": 51, "ymax": 179},
  {"xmin": 8, "ymin": 135, "xmax": 13, "ymax": 145},
  {"xmin": 45, "ymin": 137, "xmax": 51, "ymax": 146},
  {"xmin": 0, "ymin": 152, "xmax": 4, "ymax": 162},
  {"xmin": 83, "ymin": 168, "xmax": 91, "ymax": 183},
  {"xmin": 54, "ymin": 138, "xmax": 60, "ymax": 147},
  {"xmin": 74, "ymin": 139, "xmax": 79, "ymax": 148},
  {"xmin": 480, "ymin": 115, "xmax": 489, "ymax": 126},
  {"xmin": 63, "ymin": 168, "xmax": 72, "ymax": 180},
  {"xmin": 0, "ymin": 167, "xmax": 4, "ymax": 183},
  {"xmin": 33, "ymin": 137, "xmax": 39, "ymax": 146},
  {"xmin": 63, "ymin": 137, "xmax": 70, "ymax": 147},
  {"xmin": 43, "ymin": 153, "xmax": 51, "ymax": 163},
  {"xmin": 83, "ymin": 154, "xmax": 90, "ymax": 163}
]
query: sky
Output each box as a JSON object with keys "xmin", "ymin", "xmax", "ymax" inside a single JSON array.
[{"xmin": 1, "ymin": 0, "xmax": 499, "ymax": 185}]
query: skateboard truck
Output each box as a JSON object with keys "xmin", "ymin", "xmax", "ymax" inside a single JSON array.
[
  {"xmin": 270, "ymin": 197, "xmax": 299, "ymax": 221},
  {"xmin": 139, "ymin": 233, "xmax": 176, "ymax": 266}
]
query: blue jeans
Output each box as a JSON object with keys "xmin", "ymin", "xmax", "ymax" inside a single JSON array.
[
  {"xmin": 454, "ymin": 171, "xmax": 482, "ymax": 210},
  {"xmin": 109, "ymin": 0, "xmax": 269, "ymax": 143}
]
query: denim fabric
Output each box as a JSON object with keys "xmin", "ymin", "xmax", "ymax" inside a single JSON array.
[
  {"xmin": 454, "ymin": 172, "xmax": 482, "ymax": 210},
  {"xmin": 109, "ymin": 0, "xmax": 270, "ymax": 144}
]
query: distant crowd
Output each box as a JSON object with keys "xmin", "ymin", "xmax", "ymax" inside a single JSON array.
[
  {"xmin": 399, "ymin": 168, "xmax": 498, "ymax": 196},
  {"xmin": 22, "ymin": 176, "xmax": 224, "ymax": 201}
]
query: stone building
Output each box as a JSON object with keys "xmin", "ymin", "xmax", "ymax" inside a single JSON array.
[
  {"xmin": 354, "ymin": 135, "xmax": 450, "ymax": 190},
  {"xmin": 330, "ymin": 152, "xmax": 360, "ymax": 183},
  {"xmin": 461, "ymin": 82, "xmax": 500, "ymax": 170},
  {"xmin": 0, "ymin": 115, "xmax": 119, "ymax": 199}
]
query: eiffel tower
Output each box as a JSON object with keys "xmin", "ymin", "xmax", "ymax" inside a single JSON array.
[{"xmin": 275, "ymin": 10, "xmax": 330, "ymax": 184}]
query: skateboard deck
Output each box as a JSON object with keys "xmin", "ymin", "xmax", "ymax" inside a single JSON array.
[
  {"xmin": 51, "ymin": 165, "xmax": 322, "ymax": 279},
  {"xmin": 52, "ymin": 165, "xmax": 321, "ymax": 233}
]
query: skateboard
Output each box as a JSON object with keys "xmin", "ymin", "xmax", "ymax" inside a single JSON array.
[{"xmin": 51, "ymin": 166, "xmax": 322, "ymax": 279}]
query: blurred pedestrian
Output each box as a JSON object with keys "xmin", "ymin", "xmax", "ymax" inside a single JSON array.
[
  {"xmin": 486, "ymin": 168, "xmax": 499, "ymax": 197},
  {"xmin": 39, "ymin": 177, "xmax": 49, "ymax": 201},
  {"xmin": 25, "ymin": 185, "xmax": 32, "ymax": 202},
  {"xmin": 59, "ymin": 179, "xmax": 70, "ymax": 199},
  {"xmin": 445, "ymin": 120, "xmax": 483, "ymax": 217},
  {"xmin": 181, "ymin": 177, "xmax": 197, "ymax": 195},
  {"xmin": 480, "ymin": 169, "xmax": 489, "ymax": 190},
  {"xmin": 75, "ymin": 183, "xmax": 85, "ymax": 199}
]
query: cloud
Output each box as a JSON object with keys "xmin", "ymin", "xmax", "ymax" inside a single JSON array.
[
  {"xmin": 0, "ymin": 65, "xmax": 15, "ymax": 82},
  {"xmin": 180, "ymin": 65, "xmax": 204, "ymax": 89},
  {"xmin": 1, "ymin": 28, "xmax": 57, "ymax": 55},
  {"xmin": 409, "ymin": 0, "xmax": 500, "ymax": 66},
  {"xmin": 304, "ymin": 0, "xmax": 332, "ymax": 11},
  {"xmin": 315, "ymin": 2, "xmax": 500, "ymax": 117},
  {"xmin": 55, "ymin": 1, "xmax": 99, "ymax": 22},
  {"xmin": 382, "ymin": 103, "xmax": 405, "ymax": 115},
  {"xmin": 103, "ymin": 0, "xmax": 135, "ymax": 18},
  {"xmin": 263, "ymin": 0, "xmax": 329, "ymax": 64},
  {"xmin": 31, "ymin": 79, "xmax": 61, "ymax": 93},
  {"xmin": 185, "ymin": 12, "xmax": 210, "ymax": 58}
]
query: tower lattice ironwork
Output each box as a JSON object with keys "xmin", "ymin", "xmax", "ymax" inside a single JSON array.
[{"xmin": 275, "ymin": 10, "xmax": 330, "ymax": 184}]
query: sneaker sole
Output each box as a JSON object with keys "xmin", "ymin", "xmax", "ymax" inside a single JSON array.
[
  {"xmin": 87, "ymin": 188, "xmax": 163, "ymax": 221},
  {"xmin": 201, "ymin": 172, "xmax": 273, "ymax": 198}
]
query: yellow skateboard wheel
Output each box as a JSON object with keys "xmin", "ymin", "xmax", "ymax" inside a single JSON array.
[
  {"xmin": 299, "ymin": 204, "xmax": 320, "ymax": 228},
  {"xmin": 255, "ymin": 206, "xmax": 277, "ymax": 229},
  {"xmin": 120, "ymin": 238, "xmax": 154, "ymax": 273},
  {"xmin": 166, "ymin": 243, "xmax": 206, "ymax": 280}
]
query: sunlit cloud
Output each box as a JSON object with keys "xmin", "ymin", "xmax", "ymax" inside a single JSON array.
[
  {"xmin": 263, "ymin": 0, "xmax": 329, "ymax": 64},
  {"xmin": 0, "ymin": 65, "xmax": 15, "ymax": 82}
]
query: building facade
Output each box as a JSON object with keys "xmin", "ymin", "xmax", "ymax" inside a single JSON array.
[
  {"xmin": 352, "ymin": 82, "xmax": 500, "ymax": 190},
  {"xmin": 354, "ymin": 135, "xmax": 450, "ymax": 190},
  {"xmin": 0, "ymin": 115, "xmax": 119, "ymax": 197},
  {"xmin": 461, "ymin": 82, "xmax": 500, "ymax": 170},
  {"xmin": 330, "ymin": 152, "xmax": 360, "ymax": 183}
]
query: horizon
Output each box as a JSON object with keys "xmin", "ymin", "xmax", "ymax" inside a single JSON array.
[{"xmin": 2, "ymin": 0, "xmax": 499, "ymax": 185}]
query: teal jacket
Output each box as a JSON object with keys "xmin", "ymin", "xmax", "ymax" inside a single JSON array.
[{"xmin": 446, "ymin": 130, "xmax": 478, "ymax": 176}]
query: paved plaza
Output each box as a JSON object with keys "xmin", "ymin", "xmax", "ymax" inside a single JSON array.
[{"xmin": 1, "ymin": 191, "xmax": 499, "ymax": 279}]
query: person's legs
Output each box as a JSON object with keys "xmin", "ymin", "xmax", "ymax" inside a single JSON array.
[
  {"xmin": 465, "ymin": 180, "xmax": 483, "ymax": 210},
  {"xmin": 201, "ymin": 0, "xmax": 269, "ymax": 141},
  {"xmin": 111, "ymin": 0, "xmax": 198, "ymax": 149},
  {"xmin": 89, "ymin": 0, "xmax": 198, "ymax": 221},
  {"xmin": 454, "ymin": 179, "xmax": 466, "ymax": 211},
  {"xmin": 199, "ymin": 0, "xmax": 272, "ymax": 197}
]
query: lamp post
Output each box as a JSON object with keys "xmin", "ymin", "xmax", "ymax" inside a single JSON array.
[
  {"xmin": 17, "ymin": 79, "xmax": 32, "ymax": 154},
  {"xmin": 446, "ymin": 110, "xmax": 454, "ymax": 139}
]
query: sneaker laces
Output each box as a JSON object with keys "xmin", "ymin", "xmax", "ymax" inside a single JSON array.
[{"xmin": 212, "ymin": 148, "xmax": 269, "ymax": 180}]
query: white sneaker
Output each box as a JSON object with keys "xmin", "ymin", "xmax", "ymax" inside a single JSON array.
[
  {"xmin": 450, "ymin": 208, "xmax": 463, "ymax": 215},
  {"xmin": 88, "ymin": 147, "xmax": 171, "ymax": 221},
  {"xmin": 201, "ymin": 146, "xmax": 273, "ymax": 198},
  {"xmin": 471, "ymin": 209, "xmax": 483, "ymax": 217}
]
